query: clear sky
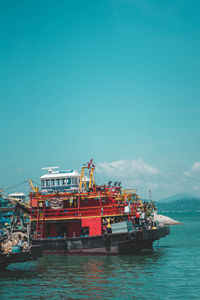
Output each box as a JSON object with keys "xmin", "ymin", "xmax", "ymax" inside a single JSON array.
[{"xmin": 1, "ymin": 0, "xmax": 200, "ymax": 200}]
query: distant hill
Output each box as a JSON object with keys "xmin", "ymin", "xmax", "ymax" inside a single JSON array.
[
  {"xmin": 156, "ymin": 194, "xmax": 200, "ymax": 212},
  {"xmin": 158, "ymin": 193, "xmax": 200, "ymax": 203}
]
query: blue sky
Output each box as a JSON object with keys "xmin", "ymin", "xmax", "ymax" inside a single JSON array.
[{"xmin": 1, "ymin": 0, "xmax": 200, "ymax": 200}]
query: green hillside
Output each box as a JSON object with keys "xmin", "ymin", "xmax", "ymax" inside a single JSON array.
[{"xmin": 156, "ymin": 198, "xmax": 200, "ymax": 212}]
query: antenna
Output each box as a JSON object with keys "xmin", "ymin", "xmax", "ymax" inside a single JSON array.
[{"xmin": 41, "ymin": 167, "xmax": 59, "ymax": 173}]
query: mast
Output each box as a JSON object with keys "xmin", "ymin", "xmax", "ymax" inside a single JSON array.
[{"xmin": 79, "ymin": 159, "xmax": 96, "ymax": 190}]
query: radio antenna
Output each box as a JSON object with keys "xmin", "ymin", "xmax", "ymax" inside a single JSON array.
[{"xmin": 41, "ymin": 167, "xmax": 59, "ymax": 173}]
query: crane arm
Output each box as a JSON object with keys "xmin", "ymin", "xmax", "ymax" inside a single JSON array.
[{"xmin": 28, "ymin": 179, "xmax": 39, "ymax": 194}]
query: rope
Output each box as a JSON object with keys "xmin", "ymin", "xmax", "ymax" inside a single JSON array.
[{"xmin": 4, "ymin": 180, "xmax": 29, "ymax": 191}]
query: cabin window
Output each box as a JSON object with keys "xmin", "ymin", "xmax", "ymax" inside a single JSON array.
[
  {"xmin": 66, "ymin": 178, "xmax": 71, "ymax": 185},
  {"xmin": 46, "ymin": 180, "xmax": 50, "ymax": 187},
  {"xmin": 51, "ymin": 179, "xmax": 55, "ymax": 186},
  {"xmin": 56, "ymin": 179, "xmax": 60, "ymax": 186},
  {"xmin": 62, "ymin": 178, "xmax": 66, "ymax": 185},
  {"xmin": 41, "ymin": 180, "xmax": 44, "ymax": 187},
  {"xmin": 72, "ymin": 178, "xmax": 77, "ymax": 185}
]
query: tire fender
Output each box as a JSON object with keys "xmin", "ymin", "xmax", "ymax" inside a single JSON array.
[{"xmin": 129, "ymin": 231, "xmax": 136, "ymax": 240}]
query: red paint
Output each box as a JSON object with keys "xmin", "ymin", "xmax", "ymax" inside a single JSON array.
[
  {"xmin": 82, "ymin": 217, "xmax": 101, "ymax": 236},
  {"xmin": 31, "ymin": 199, "xmax": 38, "ymax": 207},
  {"xmin": 67, "ymin": 221, "xmax": 81, "ymax": 237},
  {"xmin": 135, "ymin": 212, "xmax": 140, "ymax": 218}
]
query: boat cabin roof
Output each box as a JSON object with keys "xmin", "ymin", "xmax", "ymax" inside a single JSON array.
[
  {"xmin": 9, "ymin": 193, "xmax": 25, "ymax": 197},
  {"xmin": 40, "ymin": 170, "xmax": 80, "ymax": 180}
]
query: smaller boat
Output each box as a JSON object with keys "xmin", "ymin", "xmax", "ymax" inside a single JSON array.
[
  {"xmin": 0, "ymin": 192, "xmax": 42, "ymax": 270},
  {"xmin": 0, "ymin": 243, "xmax": 42, "ymax": 270},
  {"xmin": 8, "ymin": 193, "xmax": 26, "ymax": 203}
]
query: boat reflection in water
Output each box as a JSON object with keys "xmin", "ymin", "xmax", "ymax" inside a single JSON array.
[{"xmin": 28, "ymin": 252, "xmax": 164, "ymax": 299}]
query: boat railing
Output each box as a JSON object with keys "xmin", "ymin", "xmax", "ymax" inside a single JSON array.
[{"xmin": 31, "ymin": 205, "xmax": 125, "ymax": 220}]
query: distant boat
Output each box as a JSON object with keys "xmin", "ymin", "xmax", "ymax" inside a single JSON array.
[{"xmin": 9, "ymin": 193, "xmax": 26, "ymax": 203}]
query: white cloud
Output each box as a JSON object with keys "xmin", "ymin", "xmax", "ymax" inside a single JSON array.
[
  {"xmin": 182, "ymin": 162, "xmax": 200, "ymax": 193},
  {"xmin": 95, "ymin": 159, "xmax": 200, "ymax": 200},
  {"xmin": 96, "ymin": 159, "xmax": 159, "ymax": 195},
  {"xmin": 96, "ymin": 158, "xmax": 159, "ymax": 179},
  {"xmin": 184, "ymin": 161, "xmax": 200, "ymax": 177},
  {"xmin": 193, "ymin": 184, "xmax": 200, "ymax": 191},
  {"xmin": 191, "ymin": 162, "xmax": 200, "ymax": 172}
]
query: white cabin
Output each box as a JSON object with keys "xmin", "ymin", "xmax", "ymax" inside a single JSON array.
[
  {"xmin": 40, "ymin": 167, "xmax": 81, "ymax": 193},
  {"xmin": 9, "ymin": 193, "xmax": 26, "ymax": 203}
]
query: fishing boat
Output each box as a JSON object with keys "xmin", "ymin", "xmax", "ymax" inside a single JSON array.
[
  {"xmin": 0, "ymin": 244, "xmax": 42, "ymax": 270},
  {"xmin": 30, "ymin": 160, "xmax": 170, "ymax": 254},
  {"xmin": 0, "ymin": 195, "xmax": 42, "ymax": 270},
  {"xmin": 9, "ymin": 193, "xmax": 26, "ymax": 203},
  {"xmin": 0, "ymin": 193, "xmax": 29, "ymax": 235}
]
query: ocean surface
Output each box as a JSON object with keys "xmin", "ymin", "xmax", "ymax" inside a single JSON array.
[{"xmin": 0, "ymin": 212, "xmax": 200, "ymax": 299}]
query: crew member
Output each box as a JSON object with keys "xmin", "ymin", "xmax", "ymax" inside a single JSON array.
[
  {"xmin": 106, "ymin": 218, "xmax": 112, "ymax": 233},
  {"xmin": 17, "ymin": 234, "xmax": 23, "ymax": 252}
]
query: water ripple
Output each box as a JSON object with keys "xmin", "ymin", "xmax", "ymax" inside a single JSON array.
[{"xmin": 1, "ymin": 213, "xmax": 200, "ymax": 299}]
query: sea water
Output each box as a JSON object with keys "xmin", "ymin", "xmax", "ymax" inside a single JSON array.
[{"xmin": 0, "ymin": 212, "xmax": 200, "ymax": 299}]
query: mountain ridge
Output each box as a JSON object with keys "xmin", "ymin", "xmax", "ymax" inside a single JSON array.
[
  {"xmin": 155, "ymin": 194, "xmax": 200, "ymax": 212},
  {"xmin": 157, "ymin": 193, "xmax": 200, "ymax": 203}
]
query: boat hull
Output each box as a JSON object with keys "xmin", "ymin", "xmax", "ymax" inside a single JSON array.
[
  {"xmin": 0, "ymin": 245, "xmax": 43, "ymax": 270},
  {"xmin": 32, "ymin": 226, "xmax": 170, "ymax": 255}
]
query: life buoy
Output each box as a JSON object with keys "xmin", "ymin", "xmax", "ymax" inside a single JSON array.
[{"xmin": 129, "ymin": 231, "xmax": 136, "ymax": 240}]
